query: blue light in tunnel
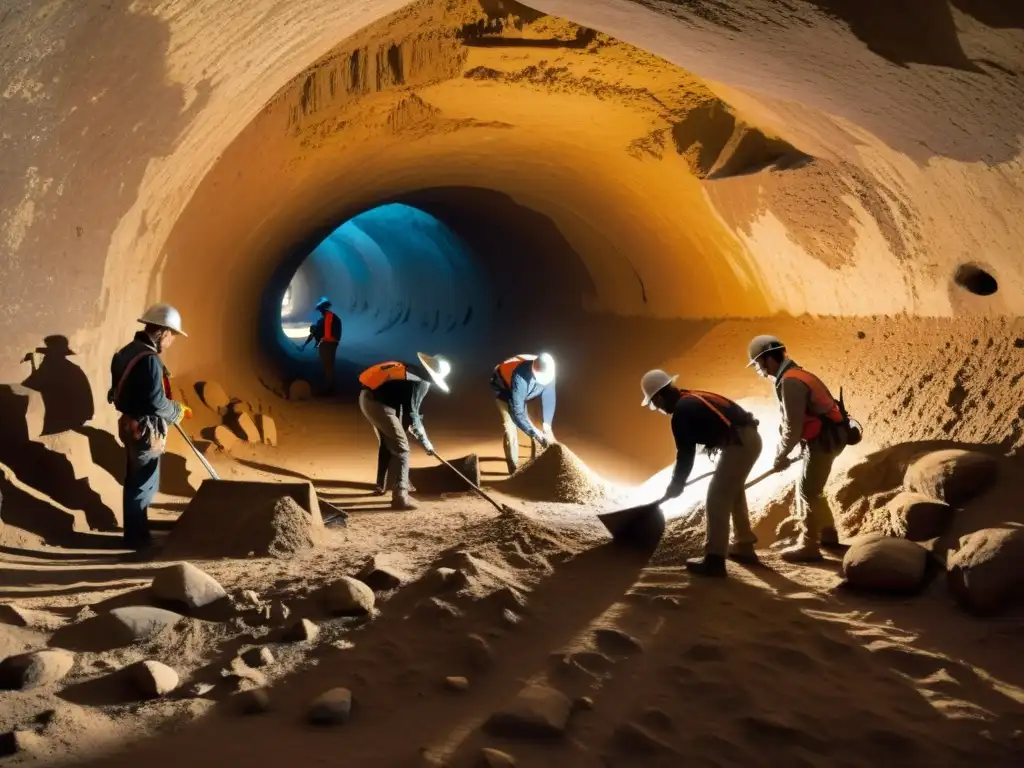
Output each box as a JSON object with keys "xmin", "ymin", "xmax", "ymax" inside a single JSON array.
[{"xmin": 280, "ymin": 203, "xmax": 496, "ymax": 372}]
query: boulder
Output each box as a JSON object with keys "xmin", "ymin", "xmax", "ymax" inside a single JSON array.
[
  {"xmin": 289, "ymin": 380, "xmax": 312, "ymax": 401},
  {"xmin": 235, "ymin": 413, "xmax": 261, "ymax": 444},
  {"xmin": 0, "ymin": 650, "xmax": 74, "ymax": 690},
  {"xmin": 484, "ymin": 684, "xmax": 573, "ymax": 739},
  {"xmin": 131, "ymin": 660, "xmax": 179, "ymax": 697},
  {"xmin": 213, "ymin": 425, "xmax": 241, "ymax": 453},
  {"xmin": 151, "ymin": 563, "xmax": 228, "ymax": 610},
  {"xmin": 884, "ymin": 492, "xmax": 954, "ymax": 541},
  {"xmin": 325, "ymin": 577, "xmax": 375, "ymax": 616},
  {"xmin": 283, "ymin": 618, "xmax": 319, "ymax": 643},
  {"xmin": 842, "ymin": 535, "xmax": 927, "ymax": 593},
  {"xmin": 947, "ymin": 527, "xmax": 1024, "ymax": 614},
  {"xmin": 256, "ymin": 414, "xmax": 278, "ymax": 446},
  {"xmin": 197, "ymin": 381, "xmax": 230, "ymax": 414},
  {"xmin": 356, "ymin": 555, "xmax": 405, "ymax": 591},
  {"xmin": 308, "ymin": 687, "xmax": 353, "ymax": 725},
  {"xmin": 482, "ymin": 748, "xmax": 517, "ymax": 767},
  {"xmin": 904, "ymin": 450, "xmax": 998, "ymax": 506},
  {"xmin": 242, "ymin": 647, "xmax": 275, "ymax": 668}
]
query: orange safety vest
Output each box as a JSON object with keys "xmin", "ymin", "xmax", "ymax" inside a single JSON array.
[
  {"xmin": 359, "ymin": 361, "xmax": 410, "ymax": 390},
  {"xmin": 322, "ymin": 311, "xmax": 339, "ymax": 343},
  {"xmin": 496, "ymin": 354, "xmax": 536, "ymax": 388},
  {"xmin": 779, "ymin": 367, "xmax": 843, "ymax": 441}
]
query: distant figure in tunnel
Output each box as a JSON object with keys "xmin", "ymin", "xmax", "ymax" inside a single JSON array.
[
  {"xmin": 108, "ymin": 304, "xmax": 192, "ymax": 549},
  {"xmin": 747, "ymin": 335, "xmax": 855, "ymax": 563},
  {"xmin": 21, "ymin": 335, "xmax": 95, "ymax": 435},
  {"xmin": 641, "ymin": 370, "xmax": 762, "ymax": 578},
  {"xmin": 491, "ymin": 353, "xmax": 557, "ymax": 475},
  {"xmin": 358, "ymin": 353, "xmax": 451, "ymax": 511},
  {"xmin": 300, "ymin": 296, "xmax": 342, "ymax": 395}
]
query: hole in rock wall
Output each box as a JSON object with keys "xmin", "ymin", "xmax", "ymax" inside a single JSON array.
[{"xmin": 954, "ymin": 263, "xmax": 998, "ymax": 296}]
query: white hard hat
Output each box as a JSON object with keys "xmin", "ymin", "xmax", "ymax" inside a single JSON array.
[
  {"xmin": 533, "ymin": 352, "xmax": 556, "ymax": 386},
  {"xmin": 747, "ymin": 335, "xmax": 785, "ymax": 367},
  {"xmin": 417, "ymin": 352, "xmax": 451, "ymax": 393},
  {"xmin": 640, "ymin": 369, "xmax": 677, "ymax": 409},
  {"xmin": 138, "ymin": 303, "xmax": 187, "ymax": 337},
  {"xmin": 316, "ymin": 296, "xmax": 332, "ymax": 310}
]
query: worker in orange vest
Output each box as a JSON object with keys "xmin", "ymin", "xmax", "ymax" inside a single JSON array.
[
  {"xmin": 748, "ymin": 335, "xmax": 851, "ymax": 562},
  {"xmin": 301, "ymin": 297, "xmax": 342, "ymax": 394},
  {"xmin": 358, "ymin": 353, "xmax": 451, "ymax": 510},
  {"xmin": 490, "ymin": 353, "xmax": 556, "ymax": 475}
]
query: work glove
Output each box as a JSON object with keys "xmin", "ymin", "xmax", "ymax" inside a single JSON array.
[
  {"xmin": 423, "ymin": 443, "xmax": 435, "ymax": 456},
  {"xmin": 772, "ymin": 454, "xmax": 793, "ymax": 473},
  {"xmin": 662, "ymin": 480, "xmax": 684, "ymax": 501},
  {"xmin": 174, "ymin": 404, "xmax": 192, "ymax": 423}
]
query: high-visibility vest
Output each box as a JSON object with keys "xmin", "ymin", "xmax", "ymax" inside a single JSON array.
[
  {"xmin": 496, "ymin": 354, "xmax": 537, "ymax": 388},
  {"xmin": 323, "ymin": 311, "xmax": 339, "ymax": 343},
  {"xmin": 360, "ymin": 361, "xmax": 412, "ymax": 390},
  {"xmin": 777, "ymin": 367, "xmax": 843, "ymax": 441}
]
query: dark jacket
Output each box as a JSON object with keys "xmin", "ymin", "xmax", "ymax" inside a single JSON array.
[
  {"xmin": 669, "ymin": 392, "xmax": 755, "ymax": 490},
  {"xmin": 490, "ymin": 359, "xmax": 556, "ymax": 441},
  {"xmin": 108, "ymin": 332, "xmax": 183, "ymax": 436},
  {"xmin": 368, "ymin": 363, "xmax": 431, "ymax": 447}
]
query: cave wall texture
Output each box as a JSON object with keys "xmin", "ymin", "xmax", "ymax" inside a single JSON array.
[{"xmin": 1, "ymin": 0, "xmax": 1022, "ymax": 429}]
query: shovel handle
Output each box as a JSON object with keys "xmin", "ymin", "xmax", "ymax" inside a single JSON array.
[
  {"xmin": 433, "ymin": 453, "xmax": 507, "ymax": 514},
  {"xmin": 173, "ymin": 422, "xmax": 220, "ymax": 480}
]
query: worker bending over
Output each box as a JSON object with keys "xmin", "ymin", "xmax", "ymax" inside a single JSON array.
[
  {"xmin": 641, "ymin": 369, "xmax": 761, "ymax": 577},
  {"xmin": 108, "ymin": 304, "xmax": 192, "ymax": 549},
  {"xmin": 748, "ymin": 335, "xmax": 854, "ymax": 562},
  {"xmin": 491, "ymin": 353, "xmax": 556, "ymax": 474},
  {"xmin": 301, "ymin": 296, "xmax": 342, "ymax": 394},
  {"xmin": 358, "ymin": 353, "xmax": 451, "ymax": 511}
]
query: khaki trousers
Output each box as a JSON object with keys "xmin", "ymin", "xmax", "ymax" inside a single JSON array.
[
  {"xmin": 495, "ymin": 400, "xmax": 535, "ymax": 472},
  {"xmin": 359, "ymin": 389, "xmax": 409, "ymax": 493},
  {"xmin": 704, "ymin": 424, "xmax": 762, "ymax": 557},
  {"xmin": 796, "ymin": 439, "xmax": 839, "ymax": 539}
]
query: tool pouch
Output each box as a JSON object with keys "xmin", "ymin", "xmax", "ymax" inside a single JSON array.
[{"xmin": 119, "ymin": 414, "xmax": 167, "ymax": 456}]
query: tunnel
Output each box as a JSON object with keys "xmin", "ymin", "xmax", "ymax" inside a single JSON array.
[{"xmin": 1, "ymin": 1, "xmax": 1023, "ymax": 765}]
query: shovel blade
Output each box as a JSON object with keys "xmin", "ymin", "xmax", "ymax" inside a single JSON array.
[{"xmin": 598, "ymin": 503, "xmax": 665, "ymax": 548}]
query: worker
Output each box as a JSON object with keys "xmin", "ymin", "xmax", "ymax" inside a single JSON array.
[
  {"xmin": 641, "ymin": 369, "xmax": 762, "ymax": 577},
  {"xmin": 108, "ymin": 303, "xmax": 192, "ymax": 549},
  {"xmin": 747, "ymin": 335, "xmax": 852, "ymax": 562},
  {"xmin": 490, "ymin": 353, "xmax": 556, "ymax": 474},
  {"xmin": 301, "ymin": 296, "xmax": 342, "ymax": 394},
  {"xmin": 358, "ymin": 353, "xmax": 451, "ymax": 511}
]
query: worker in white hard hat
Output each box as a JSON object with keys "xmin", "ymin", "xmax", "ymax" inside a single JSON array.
[
  {"xmin": 640, "ymin": 369, "xmax": 762, "ymax": 577},
  {"xmin": 301, "ymin": 296, "xmax": 342, "ymax": 395},
  {"xmin": 747, "ymin": 334, "xmax": 859, "ymax": 562},
  {"xmin": 107, "ymin": 303, "xmax": 192, "ymax": 549},
  {"xmin": 357, "ymin": 353, "xmax": 450, "ymax": 511},
  {"xmin": 490, "ymin": 353, "xmax": 557, "ymax": 474}
]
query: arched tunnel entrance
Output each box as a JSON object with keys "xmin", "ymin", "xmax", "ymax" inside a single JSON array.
[{"xmin": 1, "ymin": 1, "xmax": 1024, "ymax": 765}]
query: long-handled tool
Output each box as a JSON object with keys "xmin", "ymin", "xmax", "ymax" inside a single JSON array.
[
  {"xmin": 434, "ymin": 452, "xmax": 518, "ymax": 515},
  {"xmin": 174, "ymin": 422, "xmax": 220, "ymax": 480}
]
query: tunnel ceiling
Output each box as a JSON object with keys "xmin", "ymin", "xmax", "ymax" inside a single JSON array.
[{"xmin": 0, "ymin": 0, "xmax": 1022, "ymax": 394}]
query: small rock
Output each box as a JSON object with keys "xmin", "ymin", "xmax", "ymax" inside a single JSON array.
[
  {"xmin": 308, "ymin": 687, "xmax": 353, "ymax": 725},
  {"xmin": 948, "ymin": 527, "xmax": 1024, "ymax": 614},
  {"xmin": 573, "ymin": 696, "xmax": 594, "ymax": 711},
  {"xmin": 492, "ymin": 586, "xmax": 527, "ymax": 613},
  {"xmin": 501, "ymin": 609, "xmax": 520, "ymax": 627},
  {"xmin": 652, "ymin": 596, "xmax": 680, "ymax": 609},
  {"xmin": 357, "ymin": 555, "xmax": 405, "ymax": 591},
  {"xmin": 256, "ymin": 414, "xmax": 278, "ymax": 446},
  {"xmin": 223, "ymin": 663, "xmax": 267, "ymax": 692},
  {"xmin": 197, "ymin": 381, "xmax": 230, "ymax": 414},
  {"xmin": 100, "ymin": 606, "xmax": 185, "ymax": 646},
  {"xmin": 856, "ymin": 330, "xmax": 866, "ymax": 339},
  {"xmin": 283, "ymin": 618, "xmax": 319, "ymax": 643},
  {"xmin": 484, "ymin": 684, "xmax": 572, "ymax": 739},
  {"xmin": 467, "ymin": 634, "xmax": 495, "ymax": 670},
  {"xmin": 151, "ymin": 562, "xmax": 228, "ymax": 610},
  {"xmin": 0, "ymin": 650, "xmax": 74, "ymax": 690},
  {"xmin": 0, "ymin": 729, "xmax": 42, "ymax": 758},
  {"xmin": 611, "ymin": 722, "xmax": 678, "ymax": 756},
  {"xmin": 238, "ymin": 688, "xmax": 271, "ymax": 715},
  {"xmin": 213, "ymin": 425, "xmax": 241, "ymax": 453},
  {"xmin": 904, "ymin": 450, "xmax": 998, "ymax": 506},
  {"xmin": 431, "ymin": 567, "xmax": 469, "ymax": 591},
  {"xmin": 242, "ymin": 647, "xmax": 275, "ymax": 668},
  {"xmin": 884, "ymin": 493, "xmax": 954, "ymax": 541},
  {"xmin": 132, "ymin": 660, "xmax": 179, "ymax": 697},
  {"xmin": 0, "ymin": 604, "xmax": 63, "ymax": 630},
  {"xmin": 289, "ymin": 380, "xmax": 312, "ymax": 401},
  {"xmin": 325, "ymin": 577, "xmax": 376, "ymax": 616},
  {"xmin": 445, "ymin": 676, "xmax": 469, "ymax": 692},
  {"xmin": 481, "ymin": 748, "xmax": 516, "ymax": 767},
  {"xmin": 235, "ymin": 412, "xmax": 261, "ymax": 443},
  {"xmin": 412, "ymin": 597, "xmax": 462, "ymax": 621},
  {"xmin": 594, "ymin": 628, "xmax": 643, "ymax": 655},
  {"xmin": 842, "ymin": 535, "xmax": 927, "ymax": 593},
  {"xmin": 189, "ymin": 682, "xmax": 216, "ymax": 697},
  {"xmin": 238, "ymin": 590, "xmax": 261, "ymax": 607},
  {"xmin": 270, "ymin": 600, "xmax": 291, "ymax": 622}
]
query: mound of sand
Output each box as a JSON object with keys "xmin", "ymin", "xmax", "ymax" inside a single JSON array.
[{"xmin": 497, "ymin": 444, "xmax": 608, "ymax": 504}]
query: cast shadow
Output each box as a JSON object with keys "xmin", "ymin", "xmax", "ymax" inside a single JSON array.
[{"xmin": 21, "ymin": 335, "xmax": 94, "ymax": 436}]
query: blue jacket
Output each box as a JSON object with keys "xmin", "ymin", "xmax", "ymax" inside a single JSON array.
[
  {"xmin": 491, "ymin": 359, "xmax": 556, "ymax": 441},
  {"xmin": 108, "ymin": 332, "xmax": 183, "ymax": 431}
]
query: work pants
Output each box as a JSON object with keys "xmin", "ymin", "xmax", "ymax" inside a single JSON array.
[
  {"xmin": 123, "ymin": 445, "xmax": 161, "ymax": 547},
  {"xmin": 318, "ymin": 341, "xmax": 338, "ymax": 393},
  {"xmin": 795, "ymin": 438, "xmax": 839, "ymax": 540},
  {"xmin": 359, "ymin": 389, "xmax": 410, "ymax": 494},
  {"xmin": 704, "ymin": 424, "xmax": 761, "ymax": 558},
  {"xmin": 495, "ymin": 399, "xmax": 537, "ymax": 474}
]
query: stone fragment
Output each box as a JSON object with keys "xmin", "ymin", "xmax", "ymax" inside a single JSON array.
[
  {"xmin": 132, "ymin": 660, "xmax": 179, "ymax": 697},
  {"xmin": 242, "ymin": 647, "xmax": 275, "ymax": 668},
  {"xmin": 282, "ymin": 618, "xmax": 319, "ymax": 643},
  {"xmin": 151, "ymin": 562, "xmax": 228, "ymax": 610},
  {"xmin": 325, "ymin": 577, "xmax": 375, "ymax": 616},
  {"xmin": 484, "ymin": 684, "xmax": 572, "ymax": 739},
  {"xmin": 444, "ymin": 676, "xmax": 469, "ymax": 692},
  {"xmin": 0, "ymin": 650, "xmax": 74, "ymax": 690},
  {"xmin": 308, "ymin": 687, "xmax": 352, "ymax": 725}
]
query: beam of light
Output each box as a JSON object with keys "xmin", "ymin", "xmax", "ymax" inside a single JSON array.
[{"xmin": 282, "ymin": 323, "xmax": 308, "ymax": 340}]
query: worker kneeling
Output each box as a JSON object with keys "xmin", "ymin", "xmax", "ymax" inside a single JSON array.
[
  {"xmin": 358, "ymin": 353, "xmax": 450, "ymax": 511},
  {"xmin": 641, "ymin": 370, "xmax": 761, "ymax": 577},
  {"xmin": 491, "ymin": 353, "xmax": 557, "ymax": 474}
]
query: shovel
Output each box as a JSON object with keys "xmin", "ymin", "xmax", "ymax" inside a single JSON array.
[{"xmin": 434, "ymin": 452, "xmax": 519, "ymax": 515}]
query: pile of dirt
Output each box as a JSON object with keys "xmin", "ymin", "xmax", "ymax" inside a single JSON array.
[{"xmin": 497, "ymin": 444, "xmax": 608, "ymax": 504}]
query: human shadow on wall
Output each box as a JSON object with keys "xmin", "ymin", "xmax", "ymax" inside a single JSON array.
[{"xmin": 21, "ymin": 335, "xmax": 94, "ymax": 435}]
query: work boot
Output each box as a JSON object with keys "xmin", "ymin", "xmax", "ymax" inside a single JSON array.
[
  {"xmin": 391, "ymin": 492, "xmax": 419, "ymax": 511},
  {"xmin": 820, "ymin": 526, "xmax": 841, "ymax": 548},
  {"xmin": 373, "ymin": 485, "xmax": 386, "ymax": 496},
  {"xmin": 727, "ymin": 542, "xmax": 760, "ymax": 564},
  {"xmin": 685, "ymin": 554, "xmax": 727, "ymax": 578},
  {"xmin": 779, "ymin": 537, "xmax": 824, "ymax": 563}
]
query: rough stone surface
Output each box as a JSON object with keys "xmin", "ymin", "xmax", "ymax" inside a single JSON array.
[
  {"xmin": 445, "ymin": 676, "xmax": 469, "ymax": 692},
  {"xmin": 357, "ymin": 555, "xmax": 405, "ymax": 591},
  {"xmin": 904, "ymin": 450, "xmax": 998, "ymax": 506},
  {"xmin": 213, "ymin": 425, "xmax": 241, "ymax": 453},
  {"xmin": 256, "ymin": 414, "xmax": 278, "ymax": 446},
  {"xmin": 235, "ymin": 412, "xmax": 261, "ymax": 443},
  {"xmin": 242, "ymin": 647, "xmax": 275, "ymax": 668},
  {"xmin": 884, "ymin": 492, "xmax": 955, "ymax": 541},
  {"xmin": 289, "ymin": 380, "xmax": 312, "ymax": 401},
  {"xmin": 842, "ymin": 535, "xmax": 927, "ymax": 592},
  {"xmin": 482, "ymin": 748, "xmax": 517, "ymax": 767},
  {"xmin": 948, "ymin": 527, "xmax": 1024, "ymax": 614},
  {"xmin": 611, "ymin": 722, "xmax": 678, "ymax": 756},
  {"xmin": 132, "ymin": 660, "xmax": 179, "ymax": 697},
  {"xmin": 325, "ymin": 577, "xmax": 376, "ymax": 616},
  {"xmin": 238, "ymin": 688, "xmax": 271, "ymax": 715},
  {"xmin": 151, "ymin": 562, "xmax": 228, "ymax": 610},
  {"xmin": 484, "ymin": 684, "xmax": 573, "ymax": 739},
  {"xmin": 197, "ymin": 381, "xmax": 230, "ymax": 414},
  {"xmin": 283, "ymin": 618, "xmax": 319, "ymax": 643},
  {"xmin": 467, "ymin": 634, "xmax": 495, "ymax": 670},
  {"xmin": 308, "ymin": 687, "xmax": 353, "ymax": 725},
  {"xmin": 0, "ymin": 650, "xmax": 74, "ymax": 690},
  {"xmin": 594, "ymin": 628, "xmax": 643, "ymax": 655}
]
